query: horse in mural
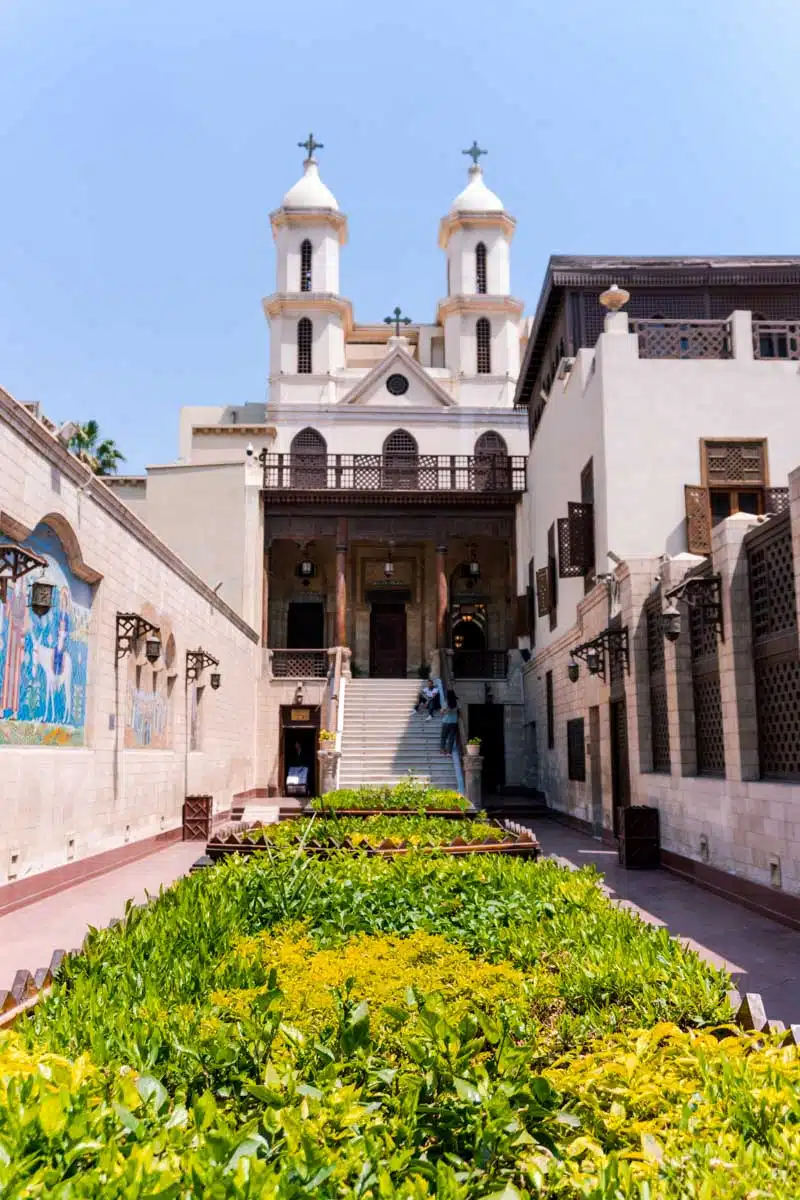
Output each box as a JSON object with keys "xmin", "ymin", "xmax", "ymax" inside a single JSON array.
[{"xmin": 31, "ymin": 635, "xmax": 73, "ymax": 725}]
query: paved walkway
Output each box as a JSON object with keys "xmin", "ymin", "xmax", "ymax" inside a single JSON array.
[
  {"xmin": 0, "ymin": 842, "xmax": 201, "ymax": 989},
  {"xmin": 531, "ymin": 818, "xmax": 800, "ymax": 1025}
]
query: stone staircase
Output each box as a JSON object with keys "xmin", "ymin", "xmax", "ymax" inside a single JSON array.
[{"xmin": 338, "ymin": 679, "xmax": 460, "ymax": 789}]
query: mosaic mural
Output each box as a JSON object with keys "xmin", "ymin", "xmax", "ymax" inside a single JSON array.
[
  {"xmin": 125, "ymin": 679, "xmax": 170, "ymax": 748},
  {"xmin": 0, "ymin": 527, "xmax": 92, "ymax": 746}
]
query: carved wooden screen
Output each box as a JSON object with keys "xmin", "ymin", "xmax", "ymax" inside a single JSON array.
[
  {"xmin": 580, "ymin": 458, "xmax": 596, "ymax": 593},
  {"xmin": 547, "ymin": 524, "xmax": 558, "ymax": 630},
  {"xmin": 300, "ymin": 239, "xmax": 312, "ymax": 292},
  {"xmin": 685, "ymin": 485, "xmax": 712, "ymax": 555},
  {"xmin": 291, "ymin": 427, "xmax": 327, "ymax": 488},
  {"xmin": 383, "ymin": 429, "xmax": 419, "ymax": 488},
  {"xmin": 689, "ymin": 567, "xmax": 725, "ymax": 776},
  {"xmin": 702, "ymin": 440, "xmax": 766, "ymax": 487},
  {"xmin": 475, "ymin": 242, "xmax": 487, "ymax": 294},
  {"xmin": 748, "ymin": 512, "xmax": 800, "ymax": 778},
  {"xmin": 474, "ymin": 431, "xmax": 509, "ymax": 490},
  {"xmin": 557, "ymin": 502, "xmax": 594, "ymax": 578},
  {"xmin": 646, "ymin": 595, "xmax": 671, "ymax": 772},
  {"xmin": 297, "ymin": 317, "xmax": 312, "ymax": 374},
  {"xmin": 476, "ymin": 317, "xmax": 491, "ymax": 374},
  {"xmin": 527, "ymin": 557, "xmax": 536, "ymax": 645},
  {"xmin": 536, "ymin": 566, "xmax": 551, "ymax": 618}
]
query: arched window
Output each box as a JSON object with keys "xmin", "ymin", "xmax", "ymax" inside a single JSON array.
[
  {"xmin": 300, "ymin": 239, "xmax": 312, "ymax": 292},
  {"xmin": 291, "ymin": 427, "xmax": 327, "ymax": 488},
  {"xmin": 297, "ymin": 318, "xmax": 312, "ymax": 374},
  {"xmin": 383, "ymin": 429, "xmax": 418, "ymax": 489},
  {"xmin": 474, "ymin": 430, "xmax": 509, "ymax": 490},
  {"xmin": 476, "ymin": 317, "xmax": 491, "ymax": 373},
  {"xmin": 475, "ymin": 242, "xmax": 487, "ymax": 294}
]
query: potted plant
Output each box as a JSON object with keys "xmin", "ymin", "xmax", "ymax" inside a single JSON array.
[{"xmin": 466, "ymin": 737, "xmax": 481, "ymax": 757}]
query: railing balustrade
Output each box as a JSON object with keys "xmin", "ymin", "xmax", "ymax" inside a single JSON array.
[
  {"xmin": 261, "ymin": 453, "xmax": 526, "ymax": 493},
  {"xmin": 632, "ymin": 319, "xmax": 733, "ymax": 360},
  {"xmin": 452, "ymin": 650, "xmax": 508, "ymax": 679},
  {"xmin": 752, "ymin": 321, "xmax": 800, "ymax": 360},
  {"xmin": 270, "ymin": 649, "xmax": 328, "ymax": 678}
]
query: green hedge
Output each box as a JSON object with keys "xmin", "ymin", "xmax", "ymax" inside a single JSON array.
[
  {"xmin": 3, "ymin": 851, "xmax": 796, "ymax": 1196},
  {"xmin": 244, "ymin": 815, "xmax": 502, "ymax": 847},
  {"xmin": 311, "ymin": 780, "xmax": 468, "ymax": 811}
]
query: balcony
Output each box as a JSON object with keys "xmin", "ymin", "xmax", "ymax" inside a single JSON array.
[
  {"xmin": 261, "ymin": 453, "xmax": 526, "ymax": 495},
  {"xmin": 270, "ymin": 649, "xmax": 328, "ymax": 678},
  {"xmin": 632, "ymin": 319, "xmax": 733, "ymax": 360},
  {"xmin": 452, "ymin": 649, "xmax": 508, "ymax": 679}
]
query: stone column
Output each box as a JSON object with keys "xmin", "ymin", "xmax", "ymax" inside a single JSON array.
[
  {"xmin": 436, "ymin": 545, "xmax": 448, "ymax": 649},
  {"xmin": 464, "ymin": 753, "xmax": 483, "ymax": 810},
  {"xmin": 335, "ymin": 518, "xmax": 348, "ymax": 647},
  {"xmin": 261, "ymin": 545, "xmax": 270, "ymax": 647},
  {"xmin": 317, "ymin": 748, "xmax": 341, "ymax": 795}
]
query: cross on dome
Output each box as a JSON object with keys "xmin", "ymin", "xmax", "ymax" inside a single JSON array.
[
  {"xmin": 384, "ymin": 306, "xmax": 411, "ymax": 336},
  {"xmin": 298, "ymin": 132, "xmax": 324, "ymax": 162},
  {"xmin": 462, "ymin": 140, "xmax": 487, "ymax": 165}
]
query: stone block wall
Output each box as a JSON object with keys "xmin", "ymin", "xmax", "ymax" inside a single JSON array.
[{"xmin": 0, "ymin": 390, "xmax": 260, "ymax": 885}]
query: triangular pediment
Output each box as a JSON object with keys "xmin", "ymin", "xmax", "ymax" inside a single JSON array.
[{"xmin": 342, "ymin": 347, "xmax": 454, "ymax": 408}]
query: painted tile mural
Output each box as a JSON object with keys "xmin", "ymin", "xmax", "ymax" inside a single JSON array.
[{"xmin": 0, "ymin": 528, "xmax": 92, "ymax": 746}]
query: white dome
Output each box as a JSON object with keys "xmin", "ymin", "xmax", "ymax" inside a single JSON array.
[
  {"xmin": 450, "ymin": 165, "xmax": 504, "ymax": 214},
  {"xmin": 282, "ymin": 160, "xmax": 339, "ymax": 211}
]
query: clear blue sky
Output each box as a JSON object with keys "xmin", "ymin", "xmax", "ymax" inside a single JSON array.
[{"xmin": 1, "ymin": 0, "xmax": 798, "ymax": 473}]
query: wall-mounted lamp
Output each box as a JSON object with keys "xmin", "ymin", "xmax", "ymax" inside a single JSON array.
[
  {"xmin": 467, "ymin": 543, "xmax": 481, "ymax": 580},
  {"xmin": 661, "ymin": 601, "xmax": 681, "ymax": 643},
  {"xmin": 210, "ymin": 672, "xmax": 222, "ymax": 691},
  {"xmin": 567, "ymin": 657, "xmax": 580, "ymax": 683},
  {"xmin": 144, "ymin": 636, "xmax": 162, "ymax": 664},
  {"xmin": 186, "ymin": 647, "xmax": 220, "ymax": 682},
  {"xmin": 116, "ymin": 612, "xmax": 161, "ymax": 661},
  {"xmin": 29, "ymin": 580, "xmax": 56, "ymax": 616},
  {"xmin": 384, "ymin": 545, "xmax": 395, "ymax": 579},
  {"xmin": 570, "ymin": 627, "xmax": 630, "ymax": 684},
  {"xmin": 585, "ymin": 645, "xmax": 602, "ymax": 675},
  {"xmin": 0, "ymin": 542, "xmax": 47, "ymax": 603},
  {"xmin": 663, "ymin": 575, "xmax": 724, "ymax": 643}
]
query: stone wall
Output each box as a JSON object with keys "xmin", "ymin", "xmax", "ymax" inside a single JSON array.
[{"xmin": 0, "ymin": 389, "xmax": 260, "ymax": 886}]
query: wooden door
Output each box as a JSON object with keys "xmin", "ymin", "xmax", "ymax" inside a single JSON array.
[
  {"xmin": 589, "ymin": 705, "xmax": 603, "ymax": 836},
  {"xmin": 467, "ymin": 704, "xmax": 505, "ymax": 794},
  {"xmin": 369, "ymin": 603, "xmax": 407, "ymax": 677},
  {"xmin": 609, "ymin": 698, "xmax": 631, "ymax": 836}
]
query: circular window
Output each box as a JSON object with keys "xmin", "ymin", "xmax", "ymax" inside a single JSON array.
[{"xmin": 386, "ymin": 374, "xmax": 409, "ymax": 396}]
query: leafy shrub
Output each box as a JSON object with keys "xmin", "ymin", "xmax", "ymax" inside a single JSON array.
[
  {"xmin": 245, "ymin": 814, "xmax": 502, "ymax": 848},
  {"xmin": 312, "ymin": 779, "xmax": 468, "ymax": 811}
]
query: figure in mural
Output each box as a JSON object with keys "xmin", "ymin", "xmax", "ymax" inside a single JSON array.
[{"xmin": 0, "ymin": 527, "xmax": 91, "ymax": 746}]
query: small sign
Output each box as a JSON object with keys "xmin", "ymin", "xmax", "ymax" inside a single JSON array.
[{"xmin": 290, "ymin": 708, "xmax": 310, "ymax": 722}]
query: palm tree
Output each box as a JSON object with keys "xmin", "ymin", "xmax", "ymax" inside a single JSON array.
[{"xmin": 68, "ymin": 420, "xmax": 126, "ymax": 476}]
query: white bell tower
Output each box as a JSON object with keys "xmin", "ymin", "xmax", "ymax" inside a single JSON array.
[
  {"xmin": 437, "ymin": 143, "xmax": 523, "ymax": 404},
  {"xmin": 264, "ymin": 135, "xmax": 351, "ymax": 402}
]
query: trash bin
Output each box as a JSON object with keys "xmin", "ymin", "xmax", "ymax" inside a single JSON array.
[
  {"xmin": 618, "ymin": 805, "xmax": 660, "ymax": 868},
  {"xmin": 183, "ymin": 795, "xmax": 213, "ymax": 841}
]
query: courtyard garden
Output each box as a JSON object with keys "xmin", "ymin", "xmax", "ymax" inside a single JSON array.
[{"xmin": 1, "ymin": 804, "xmax": 799, "ymax": 1196}]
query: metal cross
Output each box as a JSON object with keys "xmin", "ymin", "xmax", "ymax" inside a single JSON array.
[
  {"xmin": 384, "ymin": 306, "xmax": 411, "ymax": 336},
  {"xmin": 298, "ymin": 132, "xmax": 323, "ymax": 159},
  {"xmin": 462, "ymin": 140, "xmax": 487, "ymax": 166}
]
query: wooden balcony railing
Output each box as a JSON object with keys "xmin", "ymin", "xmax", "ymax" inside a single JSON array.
[
  {"xmin": 752, "ymin": 321, "xmax": 800, "ymax": 360},
  {"xmin": 270, "ymin": 649, "xmax": 328, "ymax": 678},
  {"xmin": 452, "ymin": 650, "xmax": 508, "ymax": 679},
  {"xmin": 261, "ymin": 453, "xmax": 526, "ymax": 493},
  {"xmin": 632, "ymin": 319, "xmax": 733, "ymax": 360}
]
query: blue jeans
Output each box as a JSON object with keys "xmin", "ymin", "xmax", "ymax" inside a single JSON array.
[{"xmin": 441, "ymin": 723, "xmax": 457, "ymax": 753}]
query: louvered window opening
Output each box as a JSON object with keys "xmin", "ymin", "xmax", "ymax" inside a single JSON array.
[
  {"xmin": 567, "ymin": 717, "xmax": 586, "ymax": 781},
  {"xmin": 689, "ymin": 568, "xmax": 725, "ymax": 777},
  {"xmin": 545, "ymin": 670, "xmax": 554, "ymax": 749},
  {"xmin": 557, "ymin": 502, "xmax": 594, "ymax": 580},
  {"xmin": 580, "ymin": 460, "xmax": 596, "ymax": 593},
  {"xmin": 703, "ymin": 440, "xmax": 765, "ymax": 487},
  {"xmin": 297, "ymin": 318, "xmax": 312, "ymax": 374},
  {"xmin": 383, "ymin": 429, "xmax": 419, "ymax": 487},
  {"xmin": 474, "ymin": 430, "xmax": 509, "ymax": 489},
  {"xmin": 527, "ymin": 557, "xmax": 536, "ymax": 645},
  {"xmin": 476, "ymin": 317, "xmax": 491, "ymax": 374},
  {"xmin": 300, "ymin": 239, "xmax": 312, "ymax": 292},
  {"xmin": 290, "ymin": 427, "xmax": 327, "ymax": 488},
  {"xmin": 547, "ymin": 524, "xmax": 558, "ymax": 631},
  {"xmin": 475, "ymin": 242, "xmax": 487, "ymax": 294},
  {"xmin": 747, "ymin": 512, "xmax": 800, "ymax": 779},
  {"xmin": 646, "ymin": 596, "xmax": 671, "ymax": 773}
]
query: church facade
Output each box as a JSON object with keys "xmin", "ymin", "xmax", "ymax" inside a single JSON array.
[{"xmin": 107, "ymin": 143, "xmax": 532, "ymax": 794}]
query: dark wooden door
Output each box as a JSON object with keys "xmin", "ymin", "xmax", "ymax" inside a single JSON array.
[
  {"xmin": 467, "ymin": 704, "xmax": 505, "ymax": 794},
  {"xmin": 370, "ymin": 603, "xmax": 407, "ymax": 677},
  {"xmin": 286, "ymin": 601, "xmax": 324, "ymax": 649},
  {"xmin": 609, "ymin": 698, "xmax": 631, "ymax": 836},
  {"xmin": 589, "ymin": 705, "xmax": 603, "ymax": 836}
]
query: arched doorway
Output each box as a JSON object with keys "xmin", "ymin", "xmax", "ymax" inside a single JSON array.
[
  {"xmin": 474, "ymin": 431, "xmax": 509, "ymax": 490},
  {"xmin": 383, "ymin": 429, "xmax": 418, "ymax": 489}
]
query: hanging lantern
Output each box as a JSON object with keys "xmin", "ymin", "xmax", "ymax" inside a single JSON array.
[
  {"xmin": 384, "ymin": 545, "xmax": 394, "ymax": 579},
  {"xmin": 567, "ymin": 658, "xmax": 579, "ymax": 683},
  {"xmin": 29, "ymin": 580, "xmax": 55, "ymax": 616},
  {"xmin": 662, "ymin": 601, "xmax": 681, "ymax": 642},
  {"xmin": 467, "ymin": 543, "xmax": 480, "ymax": 579},
  {"xmin": 298, "ymin": 557, "xmax": 314, "ymax": 578},
  {"xmin": 145, "ymin": 636, "xmax": 162, "ymax": 664},
  {"xmin": 586, "ymin": 645, "xmax": 602, "ymax": 675},
  {"xmin": 210, "ymin": 672, "xmax": 222, "ymax": 691}
]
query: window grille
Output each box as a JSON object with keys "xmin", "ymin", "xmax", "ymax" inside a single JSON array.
[
  {"xmin": 290, "ymin": 427, "xmax": 327, "ymax": 488},
  {"xmin": 547, "ymin": 523, "xmax": 558, "ymax": 631},
  {"xmin": 297, "ymin": 318, "xmax": 312, "ymax": 374},
  {"xmin": 689, "ymin": 567, "xmax": 725, "ymax": 776},
  {"xmin": 557, "ymin": 503, "xmax": 594, "ymax": 578},
  {"xmin": 646, "ymin": 596, "xmax": 671, "ymax": 772},
  {"xmin": 702, "ymin": 440, "xmax": 766, "ymax": 487},
  {"xmin": 580, "ymin": 459, "xmax": 596, "ymax": 593},
  {"xmin": 475, "ymin": 242, "xmax": 487, "ymax": 294},
  {"xmin": 748, "ymin": 513, "xmax": 800, "ymax": 778},
  {"xmin": 476, "ymin": 317, "xmax": 491, "ymax": 373},
  {"xmin": 527, "ymin": 557, "xmax": 536, "ymax": 644},
  {"xmin": 383, "ymin": 429, "xmax": 418, "ymax": 487},
  {"xmin": 474, "ymin": 430, "xmax": 509, "ymax": 489},
  {"xmin": 300, "ymin": 240, "xmax": 312, "ymax": 292},
  {"xmin": 567, "ymin": 717, "xmax": 586, "ymax": 781}
]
